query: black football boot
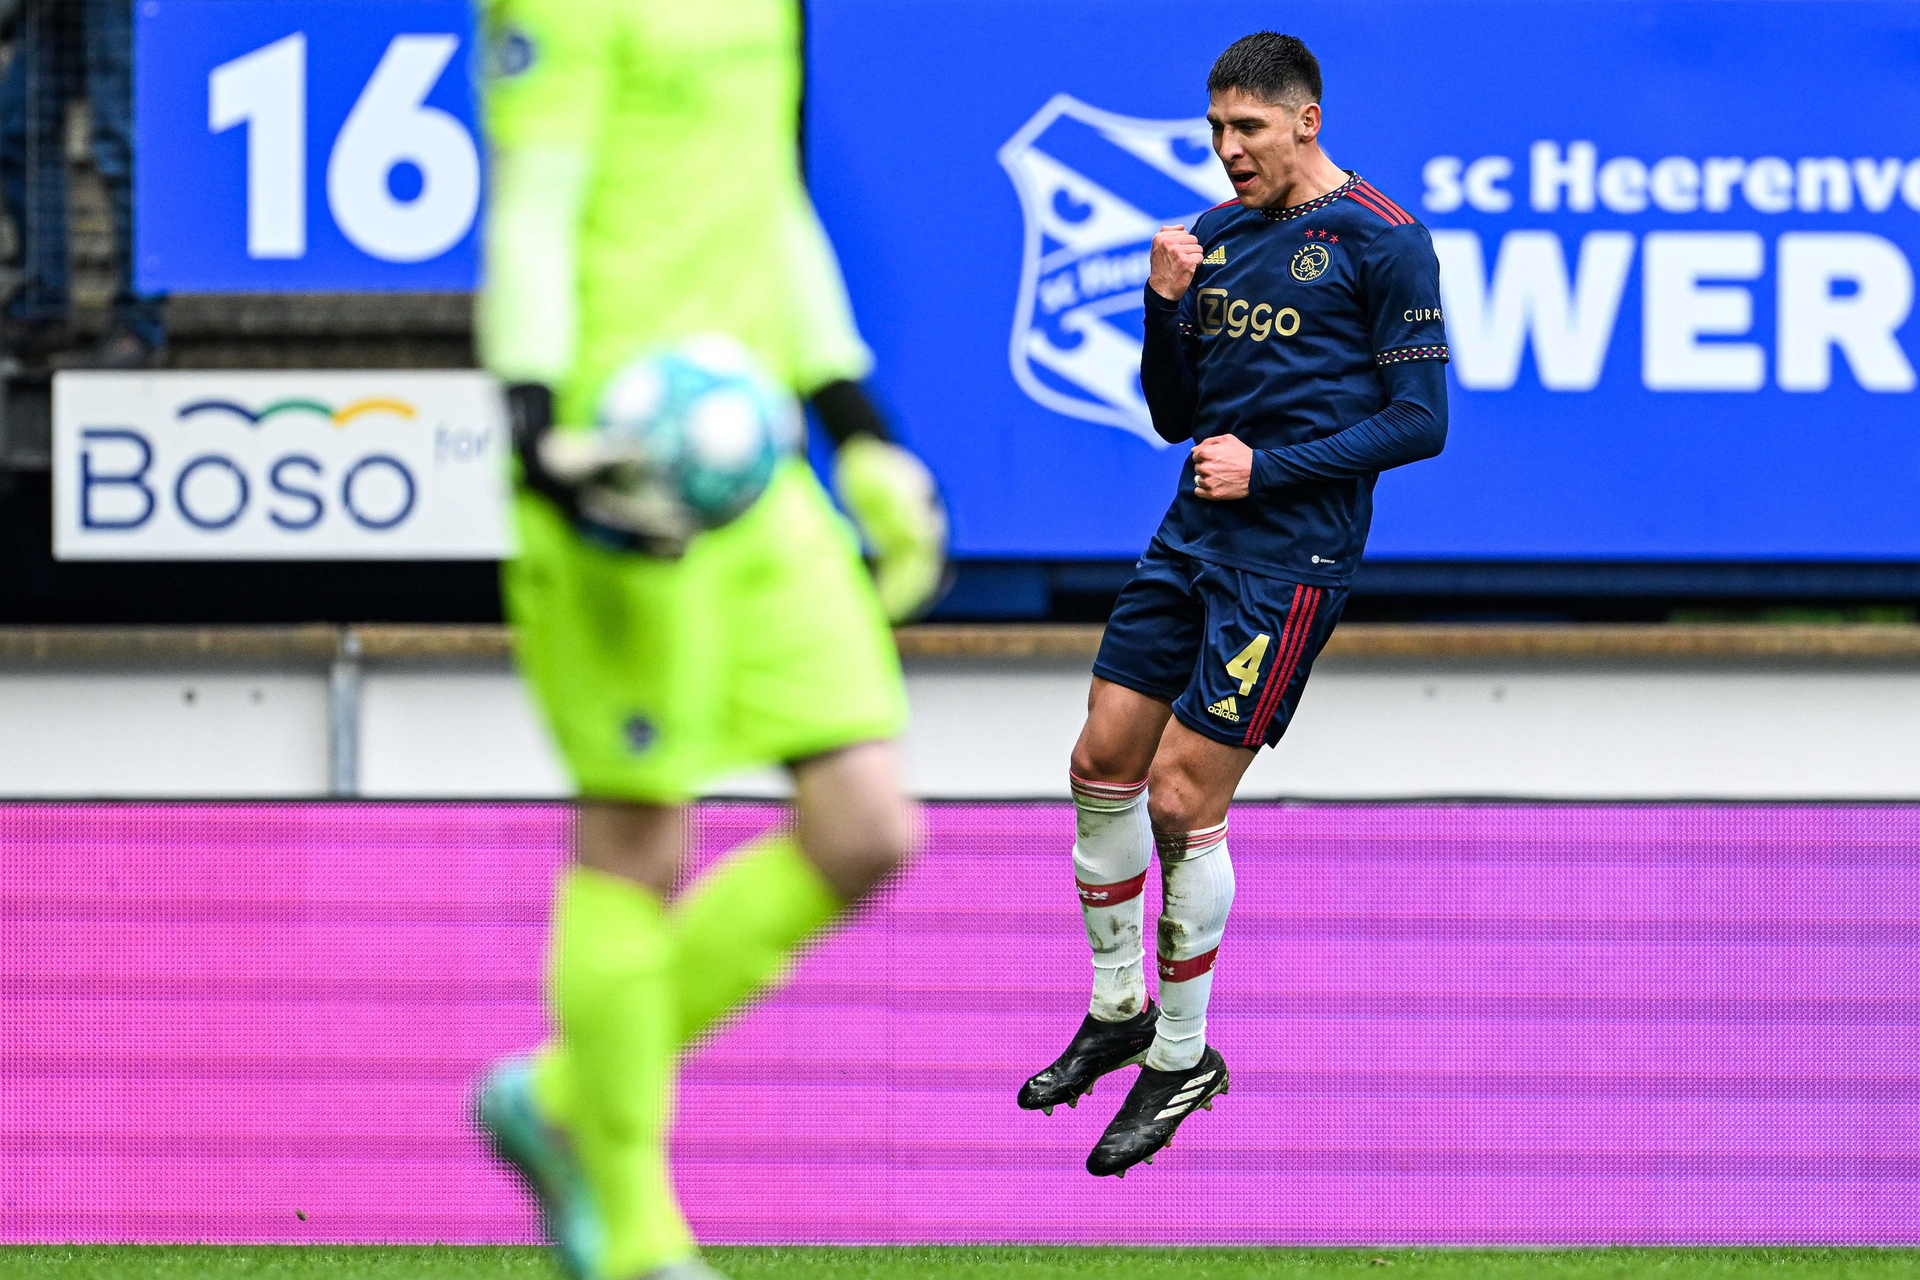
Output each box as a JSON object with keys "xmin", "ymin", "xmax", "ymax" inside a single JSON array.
[
  {"xmin": 1085, "ymin": 1043, "xmax": 1229, "ymax": 1177},
  {"xmin": 1017, "ymin": 1001, "xmax": 1159, "ymax": 1115}
]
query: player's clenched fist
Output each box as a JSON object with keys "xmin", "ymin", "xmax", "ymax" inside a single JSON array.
[
  {"xmin": 1148, "ymin": 224, "xmax": 1204, "ymax": 302},
  {"xmin": 1191, "ymin": 434, "xmax": 1254, "ymax": 501}
]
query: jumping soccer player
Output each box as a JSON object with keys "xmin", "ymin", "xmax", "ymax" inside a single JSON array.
[
  {"xmin": 471, "ymin": 1, "xmax": 946, "ymax": 1276},
  {"xmin": 1018, "ymin": 31, "xmax": 1449, "ymax": 1177}
]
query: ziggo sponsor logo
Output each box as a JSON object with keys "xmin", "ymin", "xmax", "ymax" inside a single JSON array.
[
  {"xmin": 76, "ymin": 396, "xmax": 485, "ymax": 533},
  {"xmin": 1195, "ymin": 288, "xmax": 1303, "ymax": 341}
]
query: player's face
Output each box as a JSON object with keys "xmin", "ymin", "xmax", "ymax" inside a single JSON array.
[{"xmin": 1208, "ymin": 90, "xmax": 1316, "ymax": 209}]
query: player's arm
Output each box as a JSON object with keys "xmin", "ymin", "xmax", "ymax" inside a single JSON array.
[
  {"xmin": 1193, "ymin": 362, "xmax": 1446, "ymax": 498},
  {"xmin": 782, "ymin": 188, "xmax": 948, "ymax": 621},
  {"xmin": 1241, "ymin": 357, "xmax": 1446, "ymax": 488},
  {"xmin": 477, "ymin": 0, "xmax": 615, "ymax": 504},
  {"xmin": 814, "ymin": 378, "xmax": 950, "ymax": 622},
  {"xmin": 1193, "ymin": 223, "xmax": 1449, "ymax": 498},
  {"xmin": 1141, "ymin": 225, "xmax": 1205, "ymax": 443}
]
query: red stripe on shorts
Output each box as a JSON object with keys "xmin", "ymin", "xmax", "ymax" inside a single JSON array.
[
  {"xmin": 1244, "ymin": 587, "xmax": 1323, "ymax": 746},
  {"xmin": 1241, "ymin": 585, "xmax": 1306, "ymax": 747}
]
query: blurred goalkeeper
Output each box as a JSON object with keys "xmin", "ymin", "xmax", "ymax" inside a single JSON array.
[{"xmin": 471, "ymin": 2, "xmax": 946, "ymax": 1277}]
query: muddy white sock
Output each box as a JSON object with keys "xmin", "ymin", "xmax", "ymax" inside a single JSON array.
[
  {"xmin": 1147, "ymin": 821, "xmax": 1234, "ymax": 1070},
  {"xmin": 1070, "ymin": 774, "xmax": 1151, "ymax": 1022}
]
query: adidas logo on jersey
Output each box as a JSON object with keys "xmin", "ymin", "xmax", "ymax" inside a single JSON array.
[
  {"xmin": 1207, "ymin": 696, "xmax": 1240, "ymax": 722},
  {"xmin": 1202, "ymin": 244, "xmax": 1227, "ymax": 265}
]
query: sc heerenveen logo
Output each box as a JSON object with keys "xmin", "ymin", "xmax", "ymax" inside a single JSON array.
[{"xmin": 999, "ymin": 95, "xmax": 1233, "ymax": 447}]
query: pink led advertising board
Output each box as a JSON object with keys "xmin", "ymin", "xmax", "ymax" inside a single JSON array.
[{"xmin": 3, "ymin": 801, "xmax": 1917, "ymax": 1244}]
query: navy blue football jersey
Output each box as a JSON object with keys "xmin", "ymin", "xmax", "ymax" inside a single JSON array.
[{"xmin": 1143, "ymin": 173, "xmax": 1448, "ymax": 585}]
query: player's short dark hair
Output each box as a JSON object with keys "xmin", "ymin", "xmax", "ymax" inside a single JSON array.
[{"xmin": 1207, "ymin": 32, "xmax": 1322, "ymax": 107}]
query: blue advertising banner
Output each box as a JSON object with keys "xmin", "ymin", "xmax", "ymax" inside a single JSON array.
[
  {"xmin": 136, "ymin": 0, "xmax": 480, "ymax": 293},
  {"xmin": 806, "ymin": 0, "xmax": 1920, "ymax": 561}
]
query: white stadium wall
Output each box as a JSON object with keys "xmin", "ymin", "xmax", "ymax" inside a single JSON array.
[{"xmin": 2, "ymin": 627, "xmax": 1918, "ymax": 800}]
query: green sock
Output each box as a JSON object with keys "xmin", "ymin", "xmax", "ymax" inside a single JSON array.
[
  {"xmin": 671, "ymin": 835, "xmax": 842, "ymax": 1047},
  {"xmin": 542, "ymin": 866, "xmax": 695, "ymax": 1278}
]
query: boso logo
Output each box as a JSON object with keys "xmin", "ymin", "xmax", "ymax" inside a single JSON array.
[
  {"xmin": 176, "ymin": 396, "xmax": 421, "ymax": 428},
  {"xmin": 54, "ymin": 372, "xmax": 509, "ymax": 561},
  {"xmin": 84, "ymin": 397, "xmax": 429, "ymax": 534},
  {"xmin": 1426, "ymin": 144, "xmax": 1920, "ymax": 393},
  {"xmin": 999, "ymin": 95, "xmax": 1233, "ymax": 447}
]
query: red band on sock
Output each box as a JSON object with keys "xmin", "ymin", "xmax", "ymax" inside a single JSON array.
[
  {"xmin": 1070, "ymin": 774, "xmax": 1148, "ymax": 801},
  {"xmin": 1158, "ymin": 947, "xmax": 1220, "ymax": 983},
  {"xmin": 1154, "ymin": 822, "xmax": 1227, "ymax": 861},
  {"xmin": 1077, "ymin": 870, "xmax": 1147, "ymax": 907}
]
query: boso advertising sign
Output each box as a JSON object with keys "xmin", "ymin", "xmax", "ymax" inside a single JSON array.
[
  {"xmin": 53, "ymin": 372, "xmax": 509, "ymax": 560},
  {"xmin": 808, "ymin": 0, "xmax": 1920, "ymax": 559},
  {"xmin": 136, "ymin": 0, "xmax": 479, "ymax": 292}
]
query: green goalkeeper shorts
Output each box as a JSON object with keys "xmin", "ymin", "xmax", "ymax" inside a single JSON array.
[{"xmin": 504, "ymin": 460, "xmax": 908, "ymax": 803}]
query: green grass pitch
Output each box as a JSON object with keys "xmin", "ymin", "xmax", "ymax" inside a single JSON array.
[{"xmin": 3, "ymin": 1247, "xmax": 1919, "ymax": 1279}]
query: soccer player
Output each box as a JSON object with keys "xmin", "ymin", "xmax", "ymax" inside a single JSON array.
[
  {"xmin": 470, "ymin": 1, "xmax": 946, "ymax": 1277},
  {"xmin": 1017, "ymin": 32, "xmax": 1449, "ymax": 1177}
]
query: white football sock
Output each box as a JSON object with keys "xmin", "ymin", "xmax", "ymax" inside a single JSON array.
[
  {"xmin": 1147, "ymin": 821, "xmax": 1234, "ymax": 1071},
  {"xmin": 1070, "ymin": 774, "xmax": 1152, "ymax": 1022}
]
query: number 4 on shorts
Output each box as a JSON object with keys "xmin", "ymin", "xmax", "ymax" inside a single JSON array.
[{"xmin": 1225, "ymin": 633, "xmax": 1271, "ymax": 696}]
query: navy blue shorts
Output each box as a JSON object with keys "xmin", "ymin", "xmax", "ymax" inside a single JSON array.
[{"xmin": 1092, "ymin": 541, "xmax": 1348, "ymax": 750}]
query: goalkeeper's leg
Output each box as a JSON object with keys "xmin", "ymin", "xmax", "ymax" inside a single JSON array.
[
  {"xmin": 667, "ymin": 469, "xmax": 916, "ymax": 1044},
  {"xmin": 487, "ymin": 805, "xmax": 698, "ymax": 1274},
  {"xmin": 670, "ymin": 740, "xmax": 915, "ymax": 1048},
  {"xmin": 497, "ymin": 803, "xmax": 695, "ymax": 1280}
]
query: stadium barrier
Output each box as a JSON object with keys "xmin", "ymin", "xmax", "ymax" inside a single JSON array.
[
  {"xmin": 4, "ymin": 624, "xmax": 1920, "ymax": 799},
  {"xmin": 3, "ymin": 797, "xmax": 1916, "ymax": 1245}
]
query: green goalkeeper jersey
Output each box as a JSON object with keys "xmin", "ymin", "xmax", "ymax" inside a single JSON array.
[{"xmin": 478, "ymin": 0, "xmax": 873, "ymax": 426}]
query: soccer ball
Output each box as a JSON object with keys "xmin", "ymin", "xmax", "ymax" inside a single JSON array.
[{"xmin": 554, "ymin": 334, "xmax": 801, "ymax": 546}]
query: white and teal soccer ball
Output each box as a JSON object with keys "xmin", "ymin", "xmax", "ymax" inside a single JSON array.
[{"xmin": 573, "ymin": 334, "xmax": 801, "ymax": 543}]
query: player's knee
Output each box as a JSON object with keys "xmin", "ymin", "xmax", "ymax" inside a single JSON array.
[
  {"xmin": 853, "ymin": 822, "xmax": 915, "ymax": 899},
  {"xmin": 866, "ymin": 807, "xmax": 917, "ymax": 878},
  {"xmin": 1070, "ymin": 737, "xmax": 1147, "ymax": 786},
  {"xmin": 808, "ymin": 802, "xmax": 917, "ymax": 902},
  {"xmin": 573, "ymin": 800, "xmax": 684, "ymax": 894},
  {"xmin": 1145, "ymin": 764, "xmax": 1206, "ymax": 834},
  {"xmin": 1069, "ymin": 741, "xmax": 1112, "ymax": 783}
]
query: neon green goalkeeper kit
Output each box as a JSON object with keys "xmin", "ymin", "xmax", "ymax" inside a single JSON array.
[
  {"xmin": 477, "ymin": 1, "xmax": 909, "ymax": 1277},
  {"xmin": 481, "ymin": 0, "xmax": 907, "ymax": 805}
]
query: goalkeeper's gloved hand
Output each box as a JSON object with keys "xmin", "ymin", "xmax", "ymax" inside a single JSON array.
[
  {"xmin": 832, "ymin": 434, "xmax": 949, "ymax": 623},
  {"xmin": 507, "ymin": 381, "xmax": 692, "ymax": 555}
]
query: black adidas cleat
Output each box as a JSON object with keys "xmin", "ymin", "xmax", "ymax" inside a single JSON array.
[
  {"xmin": 1086, "ymin": 1043, "xmax": 1229, "ymax": 1177},
  {"xmin": 1018, "ymin": 1001, "xmax": 1159, "ymax": 1114}
]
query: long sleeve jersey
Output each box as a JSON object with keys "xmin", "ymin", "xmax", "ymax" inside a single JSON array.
[
  {"xmin": 478, "ymin": 0, "xmax": 873, "ymax": 426},
  {"xmin": 1139, "ymin": 173, "xmax": 1449, "ymax": 585}
]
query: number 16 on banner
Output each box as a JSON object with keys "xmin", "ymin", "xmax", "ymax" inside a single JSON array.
[{"xmin": 136, "ymin": 1, "xmax": 482, "ymax": 293}]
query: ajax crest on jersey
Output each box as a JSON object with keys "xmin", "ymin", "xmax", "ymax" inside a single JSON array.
[
  {"xmin": 1291, "ymin": 242, "xmax": 1331, "ymax": 281},
  {"xmin": 550, "ymin": 334, "xmax": 801, "ymax": 549},
  {"xmin": 998, "ymin": 95, "xmax": 1234, "ymax": 448}
]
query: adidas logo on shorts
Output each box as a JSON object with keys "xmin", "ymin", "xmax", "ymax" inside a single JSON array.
[{"xmin": 1207, "ymin": 696, "xmax": 1240, "ymax": 722}]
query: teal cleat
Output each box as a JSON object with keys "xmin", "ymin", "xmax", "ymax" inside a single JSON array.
[
  {"xmin": 475, "ymin": 1058, "xmax": 604, "ymax": 1280},
  {"xmin": 644, "ymin": 1262, "xmax": 731, "ymax": 1280}
]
